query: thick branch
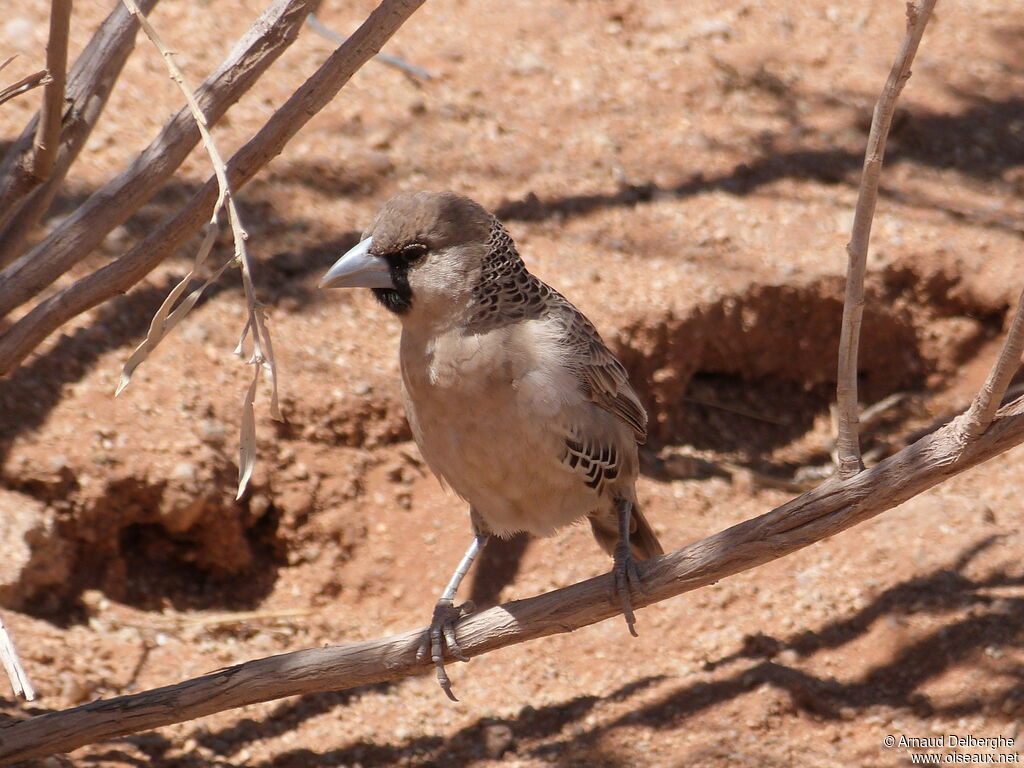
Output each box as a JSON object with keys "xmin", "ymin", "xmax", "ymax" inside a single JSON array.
[
  {"xmin": 31, "ymin": 0, "xmax": 72, "ymax": 182},
  {"xmin": 4, "ymin": 395, "xmax": 1024, "ymax": 763},
  {"xmin": 835, "ymin": 0, "xmax": 937, "ymax": 478},
  {"xmin": 0, "ymin": 0, "xmax": 428, "ymax": 376},
  {"xmin": 0, "ymin": 0, "xmax": 318, "ymax": 307}
]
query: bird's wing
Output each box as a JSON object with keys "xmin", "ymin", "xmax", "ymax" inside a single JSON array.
[{"xmin": 554, "ymin": 296, "xmax": 648, "ymax": 444}]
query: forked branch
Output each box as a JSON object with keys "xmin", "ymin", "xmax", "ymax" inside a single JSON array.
[
  {"xmin": 4, "ymin": 393, "xmax": 1024, "ymax": 764},
  {"xmin": 959, "ymin": 286, "xmax": 1024, "ymax": 440},
  {"xmin": 835, "ymin": 0, "xmax": 937, "ymax": 478}
]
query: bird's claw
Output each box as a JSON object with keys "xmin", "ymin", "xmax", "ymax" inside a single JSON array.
[
  {"xmin": 416, "ymin": 597, "xmax": 475, "ymax": 701},
  {"xmin": 611, "ymin": 545, "xmax": 645, "ymax": 637}
]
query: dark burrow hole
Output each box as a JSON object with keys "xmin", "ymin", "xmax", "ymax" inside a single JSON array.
[
  {"xmin": 676, "ymin": 372, "xmax": 836, "ymax": 466},
  {"xmin": 27, "ymin": 502, "xmax": 292, "ymax": 621},
  {"xmin": 631, "ymin": 265, "xmax": 1010, "ymax": 477},
  {"xmin": 113, "ymin": 510, "xmax": 286, "ymax": 613},
  {"xmin": 26, "ymin": 502, "xmax": 290, "ymax": 626}
]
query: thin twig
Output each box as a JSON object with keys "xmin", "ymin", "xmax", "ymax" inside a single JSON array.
[
  {"xmin": 116, "ymin": 0, "xmax": 281, "ymax": 498},
  {"xmin": 306, "ymin": 11, "xmax": 431, "ymax": 81},
  {"xmin": 0, "ymin": 0, "xmax": 428, "ymax": 378},
  {"xmin": 108, "ymin": 607, "xmax": 315, "ymax": 632},
  {"xmin": 31, "ymin": 0, "xmax": 72, "ymax": 182},
  {"xmin": 0, "ymin": 70, "xmax": 51, "ymax": 108},
  {"xmin": 682, "ymin": 394, "xmax": 790, "ymax": 426},
  {"xmin": 0, "ymin": 613, "xmax": 34, "ymax": 702},
  {"xmin": 959, "ymin": 286, "xmax": 1024, "ymax": 440},
  {"xmin": 173, "ymin": 607, "xmax": 314, "ymax": 629},
  {"xmin": 4, "ymin": 392, "xmax": 1024, "ymax": 763},
  {"xmin": 835, "ymin": 0, "xmax": 937, "ymax": 478}
]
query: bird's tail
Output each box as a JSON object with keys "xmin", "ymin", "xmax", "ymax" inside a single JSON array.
[
  {"xmin": 629, "ymin": 503, "xmax": 664, "ymax": 560},
  {"xmin": 589, "ymin": 500, "xmax": 664, "ymax": 561}
]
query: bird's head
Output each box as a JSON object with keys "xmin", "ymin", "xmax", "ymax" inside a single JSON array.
[{"xmin": 319, "ymin": 191, "xmax": 495, "ymax": 323}]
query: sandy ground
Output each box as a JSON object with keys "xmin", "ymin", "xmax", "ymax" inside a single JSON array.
[{"xmin": 2, "ymin": 0, "xmax": 1024, "ymax": 765}]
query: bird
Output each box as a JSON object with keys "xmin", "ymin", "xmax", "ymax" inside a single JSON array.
[{"xmin": 319, "ymin": 191, "xmax": 663, "ymax": 699}]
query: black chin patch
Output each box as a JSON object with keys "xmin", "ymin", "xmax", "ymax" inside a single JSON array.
[
  {"xmin": 371, "ymin": 262, "xmax": 412, "ymax": 314},
  {"xmin": 372, "ymin": 287, "xmax": 411, "ymax": 313}
]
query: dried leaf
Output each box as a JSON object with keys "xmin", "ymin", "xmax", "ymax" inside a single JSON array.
[
  {"xmin": 236, "ymin": 364, "xmax": 260, "ymax": 499},
  {"xmin": 0, "ymin": 69, "xmax": 50, "ymax": 108},
  {"xmin": 0, "ymin": 613, "xmax": 34, "ymax": 701},
  {"xmin": 234, "ymin": 315, "xmax": 252, "ymax": 358},
  {"xmin": 116, "ymin": 224, "xmax": 222, "ymax": 395}
]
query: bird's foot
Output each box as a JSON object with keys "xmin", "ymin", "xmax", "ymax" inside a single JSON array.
[
  {"xmin": 415, "ymin": 597, "xmax": 475, "ymax": 701},
  {"xmin": 611, "ymin": 545, "xmax": 646, "ymax": 637}
]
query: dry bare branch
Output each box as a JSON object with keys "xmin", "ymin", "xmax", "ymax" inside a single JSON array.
[
  {"xmin": 4, "ymin": 393, "xmax": 1024, "ymax": 763},
  {"xmin": 0, "ymin": 0, "xmax": 428, "ymax": 377},
  {"xmin": 0, "ymin": 0, "xmax": 160, "ymax": 263},
  {"xmin": 0, "ymin": 0, "xmax": 317, "ymax": 306},
  {"xmin": 960, "ymin": 287, "xmax": 1024, "ymax": 440},
  {"xmin": 31, "ymin": 0, "xmax": 72, "ymax": 182},
  {"xmin": 115, "ymin": 0, "xmax": 282, "ymax": 497},
  {"xmin": 0, "ymin": 613, "xmax": 34, "ymax": 702},
  {"xmin": 0, "ymin": 69, "xmax": 51, "ymax": 109},
  {"xmin": 834, "ymin": 0, "xmax": 937, "ymax": 478}
]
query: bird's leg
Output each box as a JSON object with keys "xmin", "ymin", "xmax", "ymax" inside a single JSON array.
[
  {"xmin": 611, "ymin": 497, "xmax": 643, "ymax": 637},
  {"xmin": 416, "ymin": 532, "xmax": 488, "ymax": 701}
]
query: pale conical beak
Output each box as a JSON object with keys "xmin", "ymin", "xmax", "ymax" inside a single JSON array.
[{"xmin": 319, "ymin": 237, "xmax": 394, "ymax": 289}]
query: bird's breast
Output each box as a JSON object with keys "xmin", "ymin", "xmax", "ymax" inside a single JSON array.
[
  {"xmin": 398, "ymin": 321, "xmax": 602, "ymax": 536},
  {"xmin": 401, "ymin": 321, "xmax": 572, "ymax": 416}
]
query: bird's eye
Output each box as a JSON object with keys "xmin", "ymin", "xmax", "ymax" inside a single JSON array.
[{"xmin": 400, "ymin": 243, "xmax": 429, "ymax": 264}]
